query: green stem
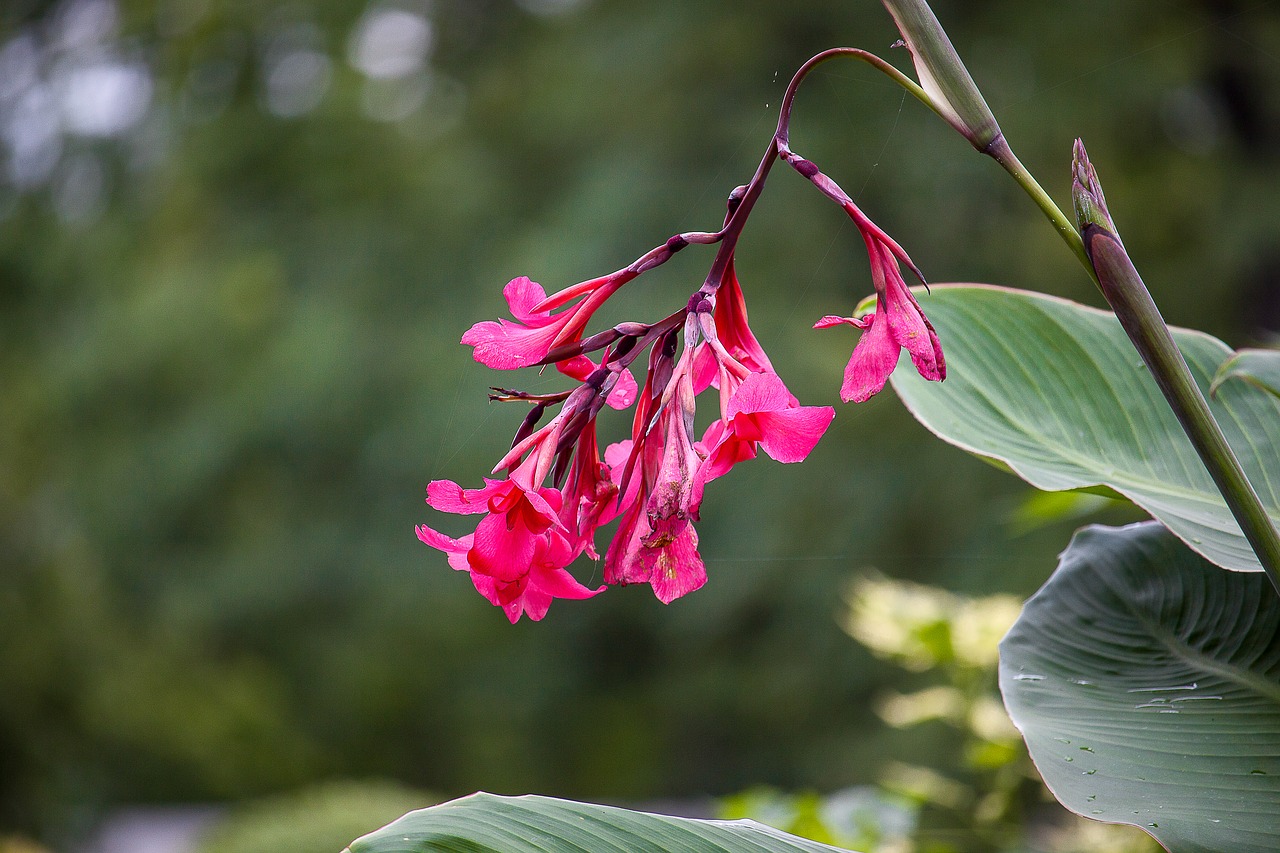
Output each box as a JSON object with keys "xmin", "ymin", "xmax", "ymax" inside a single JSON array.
[{"xmin": 1084, "ymin": 226, "xmax": 1280, "ymax": 593}]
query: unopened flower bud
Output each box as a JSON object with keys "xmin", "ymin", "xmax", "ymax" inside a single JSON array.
[{"xmin": 1070, "ymin": 138, "xmax": 1117, "ymax": 239}]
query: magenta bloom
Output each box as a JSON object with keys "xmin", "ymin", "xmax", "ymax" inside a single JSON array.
[
  {"xmin": 416, "ymin": 524, "xmax": 600, "ymax": 623},
  {"xmin": 604, "ymin": 498, "xmax": 706, "ymax": 604},
  {"xmin": 558, "ymin": 421, "xmax": 621, "ymax": 559},
  {"xmin": 422, "ymin": 473, "xmax": 562, "ymax": 581},
  {"xmin": 816, "ymin": 222, "xmax": 945, "ymax": 403},
  {"xmin": 603, "ymin": 359, "xmax": 710, "ymax": 604},
  {"xmin": 699, "ymin": 371, "xmax": 835, "ymax": 483},
  {"xmin": 461, "ymin": 276, "xmax": 564, "ymax": 370},
  {"xmin": 432, "ymin": 199, "xmax": 841, "ymax": 617},
  {"xmin": 417, "ymin": 441, "xmax": 605, "ymax": 622},
  {"xmin": 462, "ymin": 274, "xmax": 628, "ymax": 370}
]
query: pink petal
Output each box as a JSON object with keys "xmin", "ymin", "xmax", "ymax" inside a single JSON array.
[
  {"xmin": 755, "ymin": 406, "xmax": 835, "ymax": 463},
  {"xmin": 841, "ymin": 311, "xmax": 900, "ymax": 403},
  {"xmin": 603, "ymin": 502, "xmax": 650, "ymax": 586},
  {"xmin": 461, "ymin": 317, "xmax": 567, "ymax": 370},
  {"xmin": 695, "ymin": 419, "xmax": 727, "ymax": 457},
  {"xmin": 698, "ymin": 425, "xmax": 757, "ymax": 484},
  {"xmin": 714, "ymin": 264, "xmax": 774, "ymax": 374},
  {"xmin": 520, "ymin": 486, "xmax": 564, "ymax": 531},
  {"xmin": 502, "ymin": 276, "xmax": 552, "ymax": 325},
  {"xmin": 814, "ymin": 314, "xmax": 857, "ymax": 329},
  {"xmin": 415, "ymin": 525, "xmax": 474, "ymax": 573},
  {"xmin": 726, "ymin": 371, "xmax": 792, "ymax": 418},
  {"xmin": 468, "ymin": 571, "xmax": 503, "ymax": 605},
  {"xmin": 509, "ymin": 587, "xmax": 552, "ymax": 622},
  {"xmin": 646, "ymin": 435, "xmax": 699, "ymax": 525},
  {"xmin": 471, "ymin": 573, "xmax": 545, "ymax": 623},
  {"xmin": 606, "ymin": 367, "xmax": 637, "ymax": 409},
  {"xmin": 642, "ymin": 525, "xmax": 706, "ymax": 604},
  {"xmin": 556, "ymin": 354, "xmax": 595, "ymax": 381},
  {"xmin": 468, "ymin": 512, "xmax": 538, "ymax": 582},
  {"xmin": 529, "ymin": 563, "xmax": 606, "ymax": 601},
  {"xmin": 846, "ymin": 202, "xmax": 926, "ymax": 283},
  {"xmin": 690, "ymin": 341, "xmax": 720, "ymax": 394},
  {"xmin": 426, "ymin": 479, "xmax": 503, "ymax": 514},
  {"xmin": 884, "ymin": 278, "xmax": 943, "ymax": 381}
]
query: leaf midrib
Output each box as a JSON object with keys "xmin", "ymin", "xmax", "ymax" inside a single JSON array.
[{"xmin": 1105, "ymin": 572, "xmax": 1280, "ymax": 705}]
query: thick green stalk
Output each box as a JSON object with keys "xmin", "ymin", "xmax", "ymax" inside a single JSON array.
[{"xmin": 1073, "ymin": 141, "xmax": 1280, "ymax": 593}]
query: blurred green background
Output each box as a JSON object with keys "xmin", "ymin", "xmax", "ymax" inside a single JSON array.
[{"xmin": 1, "ymin": 0, "xmax": 1277, "ymax": 848}]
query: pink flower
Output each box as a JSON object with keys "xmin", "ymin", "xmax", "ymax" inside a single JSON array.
[
  {"xmin": 699, "ymin": 371, "xmax": 835, "ymax": 484},
  {"xmin": 462, "ymin": 274, "xmax": 629, "ymax": 371},
  {"xmin": 710, "ymin": 260, "xmax": 774, "ymax": 376},
  {"xmin": 558, "ymin": 421, "xmax": 621, "ymax": 559},
  {"xmin": 423, "ymin": 469, "xmax": 562, "ymax": 582},
  {"xmin": 602, "ymin": 387, "xmax": 709, "ymax": 605},
  {"xmin": 816, "ymin": 221, "xmax": 945, "ymax": 403},
  {"xmin": 417, "ymin": 431, "xmax": 605, "ymax": 623},
  {"xmin": 416, "ymin": 524, "xmax": 600, "ymax": 623},
  {"xmin": 604, "ymin": 496, "xmax": 707, "ymax": 605}
]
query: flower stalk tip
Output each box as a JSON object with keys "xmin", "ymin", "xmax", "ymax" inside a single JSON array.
[{"xmin": 1070, "ymin": 138, "xmax": 1115, "ymax": 238}]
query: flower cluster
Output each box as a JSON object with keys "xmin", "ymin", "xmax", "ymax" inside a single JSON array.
[
  {"xmin": 419, "ymin": 132, "xmax": 945, "ymax": 622},
  {"xmin": 418, "ymin": 263, "xmax": 835, "ymax": 621}
]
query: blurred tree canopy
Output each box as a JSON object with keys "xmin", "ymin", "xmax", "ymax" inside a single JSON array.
[{"xmin": 1, "ymin": 0, "xmax": 1277, "ymax": 845}]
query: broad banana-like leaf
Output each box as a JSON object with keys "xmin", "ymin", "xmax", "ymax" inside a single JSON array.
[
  {"xmin": 890, "ymin": 285, "xmax": 1280, "ymax": 573},
  {"xmin": 345, "ymin": 792, "xmax": 861, "ymax": 853},
  {"xmin": 1000, "ymin": 522, "xmax": 1280, "ymax": 853}
]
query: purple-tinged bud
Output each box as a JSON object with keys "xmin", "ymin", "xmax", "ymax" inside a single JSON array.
[
  {"xmin": 554, "ymin": 410, "xmax": 587, "ymax": 457},
  {"xmin": 881, "ymin": 0, "xmax": 1001, "ymax": 152},
  {"xmin": 659, "ymin": 328, "xmax": 678, "ymax": 360},
  {"xmin": 687, "ymin": 291, "xmax": 713, "ymax": 314},
  {"xmin": 791, "ymin": 157, "xmax": 820, "ymax": 179},
  {"xmin": 648, "ymin": 329, "xmax": 678, "ymax": 399},
  {"xmin": 511, "ymin": 402, "xmax": 548, "ymax": 451},
  {"xmin": 1071, "ymin": 138, "xmax": 1116, "ymax": 239},
  {"xmin": 539, "ymin": 327, "xmax": 623, "ymax": 365},
  {"xmin": 610, "ymin": 335, "xmax": 637, "ymax": 363}
]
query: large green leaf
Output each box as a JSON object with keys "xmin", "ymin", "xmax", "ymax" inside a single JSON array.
[
  {"xmin": 345, "ymin": 793, "xmax": 861, "ymax": 853},
  {"xmin": 890, "ymin": 285, "xmax": 1280, "ymax": 573},
  {"xmin": 1000, "ymin": 522, "xmax": 1280, "ymax": 853}
]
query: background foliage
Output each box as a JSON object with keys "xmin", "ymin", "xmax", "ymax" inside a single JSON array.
[{"xmin": 1, "ymin": 0, "xmax": 1277, "ymax": 847}]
